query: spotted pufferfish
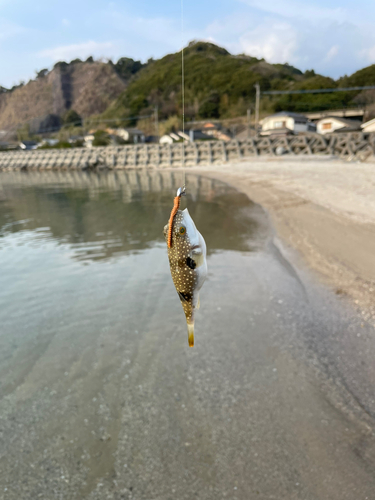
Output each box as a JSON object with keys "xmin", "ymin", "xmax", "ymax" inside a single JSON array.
[{"xmin": 164, "ymin": 189, "xmax": 207, "ymax": 347}]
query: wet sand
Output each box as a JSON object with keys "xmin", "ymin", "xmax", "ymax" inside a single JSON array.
[
  {"xmin": 193, "ymin": 157, "xmax": 375, "ymax": 326},
  {"xmin": 1, "ymin": 169, "xmax": 375, "ymax": 500}
]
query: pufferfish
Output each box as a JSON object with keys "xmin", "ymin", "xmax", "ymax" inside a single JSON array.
[{"xmin": 164, "ymin": 187, "xmax": 207, "ymax": 347}]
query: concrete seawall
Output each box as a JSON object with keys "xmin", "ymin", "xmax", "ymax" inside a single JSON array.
[{"xmin": 1, "ymin": 133, "xmax": 374, "ymax": 171}]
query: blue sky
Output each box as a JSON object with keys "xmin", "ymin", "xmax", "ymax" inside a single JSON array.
[{"xmin": 1, "ymin": 0, "xmax": 375, "ymax": 88}]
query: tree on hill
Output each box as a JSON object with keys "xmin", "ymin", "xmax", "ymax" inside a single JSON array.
[
  {"xmin": 272, "ymin": 75, "xmax": 350, "ymax": 113},
  {"xmin": 92, "ymin": 130, "xmax": 111, "ymax": 146},
  {"xmin": 115, "ymin": 57, "xmax": 146, "ymax": 81},
  {"xmin": 339, "ymin": 65, "xmax": 375, "ymax": 87},
  {"xmin": 304, "ymin": 69, "xmax": 316, "ymax": 78},
  {"xmin": 36, "ymin": 68, "xmax": 49, "ymax": 79},
  {"xmin": 53, "ymin": 61, "xmax": 68, "ymax": 71},
  {"xmin": 62, "ymin": 109, "xmax": 82, "ymax": 127},
  {"xmin": 199, "ymin": 92, "xmax": 220, "ymax": 118}
]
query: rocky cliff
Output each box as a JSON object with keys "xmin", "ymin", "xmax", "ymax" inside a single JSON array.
[{"xmin": 0, "ymin": 61, "xmax": 127, "ymax": 132}]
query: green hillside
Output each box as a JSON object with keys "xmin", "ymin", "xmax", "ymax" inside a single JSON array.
[
  {"xmin": 339, "ymin": 64, "xmax": 375, "ymax": 87},
  {"xmin": 102, "ymin": 41, "xmax": 374, "ymax": 126},
  {"xmin": 103, "ymin": 41, "xmax": 306, "ymax": 123}
]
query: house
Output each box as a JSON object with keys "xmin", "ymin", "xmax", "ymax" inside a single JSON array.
[
  {"xmin": 200, "ymin": 122, "xmax": 220, "ymax": 135},
  {"xmin": 84, "ymin": 134, "xmax": 95, "ymax": 148},
  {"xmin": 0, "ymin": 141, "xmax": 17, "ymax": 150},
  {"xmin": 317, "ymin": 117, "xmax": 362, "ymax": 135},
  {"xmin": 37, "ymin": 138, "xmax": 59, "ymax": 148},
  {"xmin": 159, "ymin": 131, "xmax": 190, "ymax": 144},
  {"xmin": 185, "ymin": 121, "xmax": 231, "ymax": 141},
  {"xmin": 145, "ymin": 135, "xmax": 159, "ymax": 143},
  {"xmin": 260, "ymin": 112, "xmax": 316, "ymax": 135},
  {"xmin": 106, "ymin": 128, "xmax": 145, "ymax": 144},
  {"xmin": 160, "ymin": 134, "xmax": 175, "ymax": 144},
  {"xmin": 188, "ymin": 130, "xmax": 213, "ymax": 141},
  {"xmin": 19, "ymin": 140, "xmax": 37, "ymax": 150},
  {"xmin": 199, "ymin": 122, "xmax": 231, "ymax": 141},
  {"xmin": 361, "ymin": 118, "xmax": 375, "ymax": 133},
  {"xmin": 68, "ymin": 135, "xmax": 84, "ymax": 144}
]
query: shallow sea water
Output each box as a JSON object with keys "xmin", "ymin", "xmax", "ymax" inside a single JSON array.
[{"xmin": 1, "ymin": 170, "xmax": 375, "ymax": 500}]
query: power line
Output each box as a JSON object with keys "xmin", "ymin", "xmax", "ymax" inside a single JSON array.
[
  {"xmin": 263, "ymin": 85, "xmax": 375, "ymax": 95},
  {"xmin": 82, "ymin": 115, "xmax": 154, "ymax": 126}
]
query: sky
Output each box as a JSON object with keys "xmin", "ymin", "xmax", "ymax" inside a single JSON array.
[{"xmin": 1, "ymin": 0, "xmax": 375, "ymax": 88}]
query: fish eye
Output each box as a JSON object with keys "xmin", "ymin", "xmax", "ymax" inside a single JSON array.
[{"xmin": 179, "ymin": 226, "xmax": 186, "ymax": 235}]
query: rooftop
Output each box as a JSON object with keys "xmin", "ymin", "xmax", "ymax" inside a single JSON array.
[
  {"xmin": 263, "ymin": 112, "xmax": 309, "ymax": 122},
  {"xmin": 318, "ymin": 116, "xmax": 362, "ymax": 129}
]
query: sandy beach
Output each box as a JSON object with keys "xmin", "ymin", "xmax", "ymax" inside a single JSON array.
[{"xmin": 193, "ymin": 157, "xmax": 375, "ymax": 326}]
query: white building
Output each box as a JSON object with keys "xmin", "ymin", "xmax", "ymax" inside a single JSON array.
[
  {"xmin": 107, "ymin": 128, "xmax": 145, "ymax": 144},
  {"xmin": 159, "ymin": 131, "xmax": 189, "ymax": 144},
  {"xmin": 84, "ymin": 134, "xmax": 95, "ymax": 148},
  {"xmin": 19, "ymin": 141, "xmax": 37, "ymax": 150},
  {"xmin": 361, "ymin": 118, "xmax": 375, "ymax": 133},
  {"xmin": 37, "ymin": 138, "xmax": 59, "ymax": 148},
  {"xmin": 160, "ymin": 134, "xmax": 174, "ymax": 144},
  {"xmin": 317, "ymin": 117, "xmax": 362, "ymax": 135},
  {"xmin": 260, "ymin": 112, "xmax": 316, "ymax": 135}
]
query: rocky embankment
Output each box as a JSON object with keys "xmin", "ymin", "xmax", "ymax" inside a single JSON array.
[{"xmin": 1, "ymin": 133, "xmax": 375, "ymax": 170}]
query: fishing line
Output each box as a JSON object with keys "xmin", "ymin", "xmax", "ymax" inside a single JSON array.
[
  {"xmin": 181, "ymin": 0, "xmax": 186, "ymax": 191},
  {"xmin": 166, "ymin": 0, "xmax": 208, "ymax": 348}
]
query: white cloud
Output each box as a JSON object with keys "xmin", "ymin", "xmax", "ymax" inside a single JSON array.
[
  {"xmin": 205, "ymin": 7, "xmax": 375, "ymax": 78},
  {"xmin": 38, "ymin": 40, "xmax": 116, "ymax": 62},
  {"xmin": 239, "ymin": 22, "xmax": 298, "ymax": 64},
  {"xmin": 359, "ymin": 45, "xmax": 375, "ymax": 65},
  {"xmin": 324, "ymin": 45, "xmax": 339, "ymax": 62},
  {"xmin": 239, "ymin": 0, "xmax": 347, "ymax": 23}
]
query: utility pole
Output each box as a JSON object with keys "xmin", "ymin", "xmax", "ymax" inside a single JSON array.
[
  {"xmin": 247, "ymin": 108, "xmax": 252, "ymax": 138},
  {"xmin": 254, "ymin": 83, "xmax": 260, "ymax": 130},
  {"xmin": 154, "ymin": 106, "xmax": 159, "ymax": 141}
]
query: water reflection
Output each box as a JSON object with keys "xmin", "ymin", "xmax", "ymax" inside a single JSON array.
[{"xmin": 0, "ymin": 171, "xmax": 264, "ymax": 262}]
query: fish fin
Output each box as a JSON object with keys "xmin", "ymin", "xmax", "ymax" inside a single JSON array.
[
  {"xmin": 196, "ymin": 294, "xmax": 200, "ymax": 310},
  {"xmin": 178, "ymin": 291, "xmax": 191, "ymax": 303},
  {"xmin": 187, "ymin": 323, "xmax": 194, "ymax": 347},
  {"xmin": 186, "ymin": 257, "xmax": 197, "ymax": 270}
]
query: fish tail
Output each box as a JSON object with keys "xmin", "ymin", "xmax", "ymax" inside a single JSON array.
[{"xmin": 187, "ymin": 322, "xmax": 194, "ymax": 347}]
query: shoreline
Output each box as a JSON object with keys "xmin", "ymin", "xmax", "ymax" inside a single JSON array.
[{"xmin": 190, "ymin": 157, "xmax": 375, "ymax": 325}]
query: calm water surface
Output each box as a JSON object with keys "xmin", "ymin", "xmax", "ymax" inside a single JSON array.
[{"xmin": 1, "ymin": 170, "xmax": 375, "ymax": 500}]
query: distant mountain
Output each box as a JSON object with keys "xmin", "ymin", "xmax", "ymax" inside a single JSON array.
[
  {"xmin": 103, "ymin": 41, "xmax": 307, "ymax": 123},
  {"xmin": 103, "ymin": 41, "xmax": 375, "ymax": 124},
  {"xmin": 0, "ymin": 57, "xmax": 144, "ymax": 133},
  {"xmin": 1, "ymin": 42, "xmax": 375, "ymax": 135}
]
